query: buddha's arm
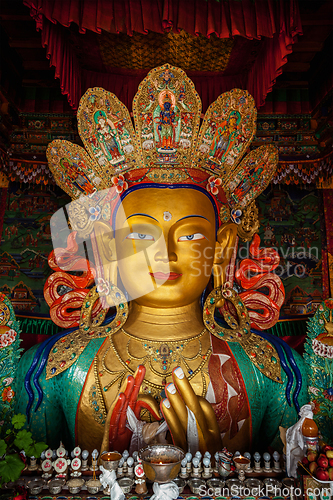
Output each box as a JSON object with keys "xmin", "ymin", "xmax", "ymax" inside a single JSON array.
[
  {"xmin": 14, "ymin": 344, "xmax": 69, "ymax": 448},
  {"xmin": 255, "ymin": 349, "xmax": 309, "ymax": 452}
]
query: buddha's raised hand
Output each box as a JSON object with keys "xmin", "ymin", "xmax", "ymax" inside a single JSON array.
[
  {"xmin": 160, "ymin": 367, "xmax": 222, "ymax": 455},
  {"xmin": 101, "ymin": 365, "xmax": 161, "ymax": 453}
]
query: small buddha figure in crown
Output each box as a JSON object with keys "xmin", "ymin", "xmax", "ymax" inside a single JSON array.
[{"xmin": 15, "ymin": 65, "xmax": 309, "ymax": 456}]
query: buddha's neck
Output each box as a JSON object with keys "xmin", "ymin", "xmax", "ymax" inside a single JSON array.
[{"xmin": 124, "ymin": 300, "xmax": 204, "ymax": 341}]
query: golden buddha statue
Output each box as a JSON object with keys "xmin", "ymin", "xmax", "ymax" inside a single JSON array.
[{"xmin": 15, "ymin": 65, "xmax": 309, "ymax": 456}]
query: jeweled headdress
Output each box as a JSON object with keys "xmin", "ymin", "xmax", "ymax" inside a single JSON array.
[{"xmin": 47, "ymin": 64, "xmax": 277, "ymax": 239}]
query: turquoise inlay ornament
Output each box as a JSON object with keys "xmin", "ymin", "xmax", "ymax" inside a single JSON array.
[{"xmin": 304, "ymin": 298, "xmax": 333, "ymax": 443}]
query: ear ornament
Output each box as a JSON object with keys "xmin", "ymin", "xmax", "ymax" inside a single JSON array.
[
  {"xmin": 203, "ymin": 286, "xmax": 282, "ymax": 383},
  {"xmin": 45, "ymin": 284, "xmax": 128, "ymax": 379}
]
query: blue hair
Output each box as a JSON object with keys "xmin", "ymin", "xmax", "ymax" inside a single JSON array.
[{"xmin": 252, "ymin": 328, "xmax": 303, "ymax": 413}]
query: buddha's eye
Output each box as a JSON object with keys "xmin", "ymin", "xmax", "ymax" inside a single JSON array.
[
  {"xmin": 126, "ymin": 232, "xmax": 155, "ymax": 241},
  {"xmin": 178, "ymin": 233, "xmax": 205, "ymax": 241}
]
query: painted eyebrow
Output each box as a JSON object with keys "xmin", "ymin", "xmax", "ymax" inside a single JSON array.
[
  {"xmin": 126, "ymin": 213, "xmax": 159, "ymax": 222},
  {"xmin": 176, "ymin": 215, "xmax": 211, "ymax": 223}
]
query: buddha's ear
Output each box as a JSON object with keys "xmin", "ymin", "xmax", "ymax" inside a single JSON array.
[
  {"xmin": 213, "ymin": 222, "xmax": 238, "ymax": 290},
  {"xmin": 93, "ymin": 221, "xmax": 116, "ymax": 263},
  {"xmin": 93, "ymin": 221, "xmax": 118, "ymax": 303}
]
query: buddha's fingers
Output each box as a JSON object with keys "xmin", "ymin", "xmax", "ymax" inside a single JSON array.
[
  {"xmin": 160, "ymin": 398, "xmax": 187, "ymax": 451},
  {"xmin": 172, "ymin": 367, "xmax": 212, "ymax": 450},
  {"xmin": 135, "ymin": 394, "xmax": 161, "ymax": 421},
  {"xmin": 117, "ymin": 375, "xmax": 135, "ymax": 432},
  {"xmin": 165, "ymin": 383, "xmax": 188, "ymax": 434},
  {"xmin": 101, "ymin": 393, "xmax": 121, "ymax": 453},
  {"xmin": 198, "ymin": 396, "xmax": 222, "ymax": 453},
  {"xmin": 101, "ymin": 375, "xmax": 135, "ymax": 453},
  {"xmin": 109, "ymin": 393, "xmax": 126, "ymax": 445},
  {"xmin": 128, "ymin": 365, "xmax": 146, "ymax": 412}
]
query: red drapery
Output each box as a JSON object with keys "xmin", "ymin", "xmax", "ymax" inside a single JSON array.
[{"xmin": 24, "ymin": 0, "xmax": 302, "ymax": 111}]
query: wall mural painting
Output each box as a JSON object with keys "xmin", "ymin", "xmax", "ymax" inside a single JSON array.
[
  {"xmin": 252, "ymin": 186, "xmax": 323, "ymax": 319},
  {"xmin": 0, "ymin": 184, "xmax": 70, "ymax": 315}
]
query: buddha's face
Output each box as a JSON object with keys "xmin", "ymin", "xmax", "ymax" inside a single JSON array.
[{"xmin": 114, "ymin": 188, "xmax": 217, "ymax": 308}]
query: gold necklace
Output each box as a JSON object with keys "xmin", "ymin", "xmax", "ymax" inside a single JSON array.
[{"xmin": 93, "ymin": 328, "xmax": 212, "ymax": 419}]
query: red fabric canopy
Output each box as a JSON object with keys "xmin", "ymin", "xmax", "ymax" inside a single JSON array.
[{"xmin": 24, "ymin": 0, "xmax": 303, "ymax": 111}]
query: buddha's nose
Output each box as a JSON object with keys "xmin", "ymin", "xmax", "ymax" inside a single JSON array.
[{"xmin": 154, "ymin": 234, "xmax": 177, "ymax": 263}]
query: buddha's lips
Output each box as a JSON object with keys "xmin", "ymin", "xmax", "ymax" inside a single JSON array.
[{"xmin": 149, "ymin": 272, "xmax": 182, "ymax": 280}]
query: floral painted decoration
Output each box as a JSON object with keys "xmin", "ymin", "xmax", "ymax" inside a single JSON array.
[
  {"xmin": 206, "ymin": 176, "xmax": 222, "ymax": 196},
  {"xmin": 2, "ymin": 386, "xmax": 15, "ymax": 403},
  {"xmin": 89, "ymin": 205, "xmax": 101, "ymax": 221},
  {"xmin": 111, "ymin": 174, "xmax": 128, "ymax": 194},
  {"xmin": 231, "ymin": 208, "xmax": 242, "ymax": 224},
  {"xmin": 96, "ymin": 278, "xmax": 110, "ymax": 296},
  {"xmin": 304, "ymin": 298, "xmax": 333, "ymax": 442},
  {"xmin": 0, "ymin": 294, "xmax": 22, "ymax": 428},
  {"xmin": 323, "ymin": 387, "xmax": 333, "ymax": 402}
]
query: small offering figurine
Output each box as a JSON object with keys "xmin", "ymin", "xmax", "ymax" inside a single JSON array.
[
  {"xmin": 202, "ymin": 456, "xmax": 212, "ymax": 478},
  {"xmin": 41, "ymin": 458, "xmax": 53, "ymax": 478},
  {"xmin": 134, "ymin": 459, "xmax": 147, "ymax": 495},
  {"xmin": 90, "ymin": 449, "xmax": 99, "ymax": 472},
  {"xmin": 56, "ymin": 445, "xmax": 66, "ymax": 458},
  {"xmin": 28, "ymin": 455, "xmax": 38, "ymax": 471},
  {"xmin": 195, "ymin": 451, "xmax": 202, "ymax": 469},
  {"xmin": 122, "ymin": 450, "xmax": 129, "ymax": 475},
  {"xmin": 70, "ymin": 446, "xmax": 82, "ymax": 475},
  {"xmin": 81, "ymin": 450, "xmax": 89, "ymax": 471},
  {"xmin": 179, "ymin": 458, "xmax": 188, "ymax": 479},
  {"xmin": 117, "ymin": 457, "xmax": 125, "ymax": 478},
  {"xmin": 273, "ymin": 451, "xmax": 282, "ymax": 473},
  {"xmin": 127, "ymin": 456, "xmax": 134, "ymax": 477},
  {"xmin": 185, "ymin": 452, "xmax": 192, "ymax": 475},
  {"xmin": 41, "ymin": 449, "xmax": 54, "ymax": 478},
  {"xmin": 191, "ymin": 457, "xmax": 200, "ymax": 477},
  {"xmin": 263, "ymin": 452, "xmax": 272, "ymax": 472},
  {"xmin": 253, "ymin": 452, "xmax": 262, "ymax": 473},
  {"xmin": 53, "ymin": 456, "xmax": 69, "ymax": 477},
  {"xmin": 70, "ymin": 456, "xmax": 82, "ymax": 476}
]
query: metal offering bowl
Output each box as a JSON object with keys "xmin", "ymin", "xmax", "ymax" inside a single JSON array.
[
  {"xmin": 139, "ymin": 445, "xmax": 185, "ymax": 484},
  {"xmin": 66, "ymin": 477, "xmax": 84, "ymax": 494},
  {"xmin": 233, "ymin": 455, "xmax": 251, "ymax": 470},
  {"xmin": 85, "ymin": 478, "xmax": 102, "ymax": 494},
  {"xmin": 263, "ymin": 477, "xmax": 282, "ymax": 489},
  {"xmin": 100, "ymin": 451, "xmax": 122, "ymax": 470},
  {"xmin": 173, "ymin": 477, "xmax": 186, "ymax": 494},
  {"xmin": 48, "ymin": 478, "xmax": 65, "ymax": 494},
  {"xmin": 188, "ymin": 478, "xmax": 205, "ymax": 494},
  {"xmin": 245, "ymin": 477, "xmax": 264, "ymax": 495},
  {"xmin": 118, "ymin": 477, "xmax": 134, "ymax": 494},
  {"xmin": 27, "ymin": 478, "xmax": 46, "ymax": 495}
]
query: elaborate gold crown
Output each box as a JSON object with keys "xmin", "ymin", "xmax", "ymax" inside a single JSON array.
[{"xmin": 47, "ymin": 64, "xmax": 277, "ymax": 237}]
